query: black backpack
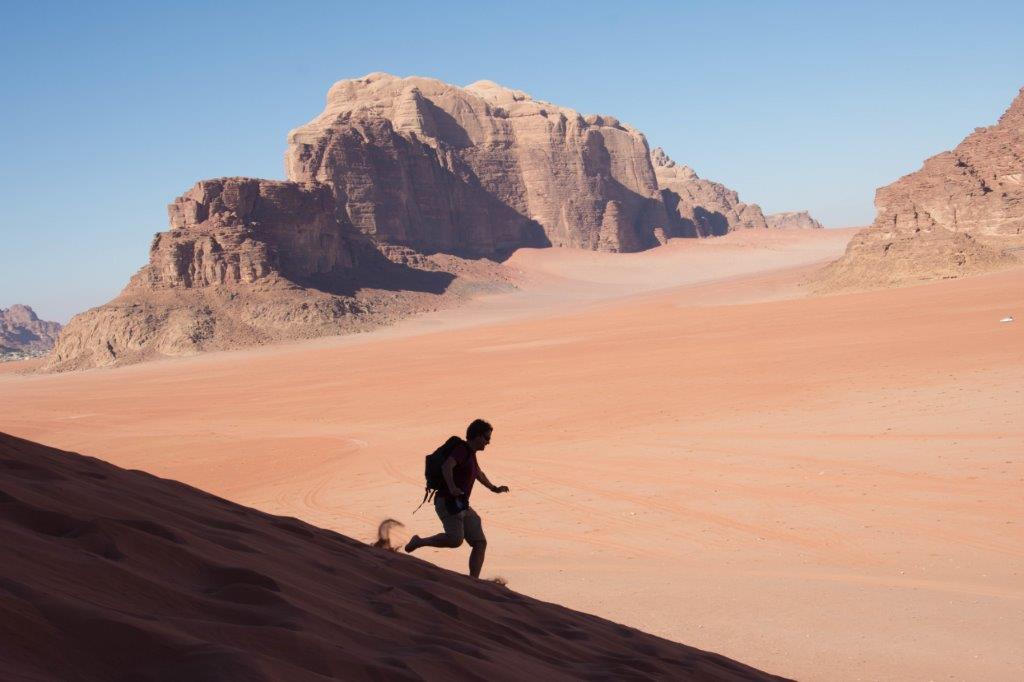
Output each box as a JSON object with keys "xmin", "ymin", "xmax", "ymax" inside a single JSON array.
[{"xmin": 415, "ymin": 436, "xmax": 463, "ymax": 512}]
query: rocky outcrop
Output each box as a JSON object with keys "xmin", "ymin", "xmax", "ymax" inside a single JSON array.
[
  {"xmin": 0, "ymin": 305, "xmax": 61, "ymax": 354},
  {"xmin": 813, "ymin": 87, "xmax": 1023, "ymax": 291},
  {"xmin": 651, "ymin": 147, "xmax": 770, "ymax": 237},
  {"xmin": 873, "ymin": 87, "xmax": 1024, "ymax": 236},
  {"xmin": 46, "ymin": 175, "xmax": 515, "ymax": 371},
  {"xmin": 48, "ymin": 178, "xmax": 360, "ymax": 370},
  {"xmin": 286, "ymin": 73, "xmax": 669, "ymax": 254},
  {"xmin": 811, "ymin": 225, "xmax": 1017, "ymax": 292},
  {"xmin": 152, "ymin": 178, "xmax": 355, "ymax": 289},
  {"xmin": 49, "ymin": 73, "xmax": 804, "ymax": 370},
  {"xmin": 766, "ymin": 211, "xmax": 823, "ymax": 230}
]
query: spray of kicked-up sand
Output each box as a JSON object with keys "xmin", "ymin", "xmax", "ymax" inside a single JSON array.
[{"xmin": 371, "ymin": 518, "xmax": 405, "ymax": 551}]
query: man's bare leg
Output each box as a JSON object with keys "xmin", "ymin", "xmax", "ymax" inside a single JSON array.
[
  {"xmin": 405, "ymin": 532, "xmax": 460, "ymax": 553},
  {"xmin": 468, "ymin": 541, "xmax": 486, "ymax": 578}
]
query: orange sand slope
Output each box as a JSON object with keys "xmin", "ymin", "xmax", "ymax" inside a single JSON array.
[
  {"xmin": 1, "ymin": 230, "xmax": 1022, "ymax": 680},
  {"xmin": 0, "ymin": 432, "xmax": 785, "ymax": 681}
]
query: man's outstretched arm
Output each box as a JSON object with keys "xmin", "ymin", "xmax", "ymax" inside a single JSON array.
[{"xmin": 476, "ymin": 468, "xmax": 509, "ymax": 493}]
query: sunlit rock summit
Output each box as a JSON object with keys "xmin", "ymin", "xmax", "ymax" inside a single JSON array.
[{"xmin": 286, "ymin": 73, "xmax": 673, "ymax": 253}]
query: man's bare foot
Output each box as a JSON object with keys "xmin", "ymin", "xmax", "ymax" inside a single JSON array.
[{"xmin": 404, "ymin": 535, "xmax": 421, "ymax": 553}]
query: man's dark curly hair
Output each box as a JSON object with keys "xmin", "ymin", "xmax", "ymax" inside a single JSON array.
[{"xmin": 466, "ymin": 419, "xmax": 493, "ymax": 440}]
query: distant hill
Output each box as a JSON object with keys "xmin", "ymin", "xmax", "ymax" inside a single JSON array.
[
  {"xmin": 651, "ymin": 147, "xmax": 824, "ymax": 238},
  {"xmin": 0, "ymin": 305, "xmax": 61, "ymax": 356}
]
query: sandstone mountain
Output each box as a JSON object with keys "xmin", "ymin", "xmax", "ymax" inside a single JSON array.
[
  {"xmin": 0, "ymin": 305, "xmax": 61, "ymax": 354},
  {"xmin": 815, "ymin": 87, "xmax": 1023, "ymax": 291},
  {"xmin": 49, "ymin": 74, "xmax": 819, "ymax": 370},
  {"xmin": 285, "ymin": 73, "xmax": 671, "ymax": 254}
]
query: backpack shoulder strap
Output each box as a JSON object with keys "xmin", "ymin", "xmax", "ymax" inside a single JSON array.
[{"xmin": 412, "ymin": 487, "xmax": 436, "ymax": 514}]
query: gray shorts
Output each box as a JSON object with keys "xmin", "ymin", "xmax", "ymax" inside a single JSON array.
[{"xmin": 434, "ymin": 496, "xmax": 486, "ymax": 547}]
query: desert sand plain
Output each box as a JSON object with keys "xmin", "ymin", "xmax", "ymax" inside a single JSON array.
[{"xmin": 2, "ymin": 227, "xmax": 1022, "ymax": 681}]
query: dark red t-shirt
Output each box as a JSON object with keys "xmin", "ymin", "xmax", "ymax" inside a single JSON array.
[{"xmin": 438, "ymin": 442, "xmax": 478, "ymax": 500}]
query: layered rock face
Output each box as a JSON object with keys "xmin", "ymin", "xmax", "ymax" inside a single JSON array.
[
  {"xmin": 48, "ymin": 178, "xmax": 369, "ymax": 370},
  {"xmin": 0, "ymin": 305, "xmax": 61, "ymax": 354},
  {"xmin": 47, "ymin": 175, "xmax": 512, "ymax": 371},
  {"xmin": 286, "ymin": 73, "xmax": 669, "ymax": 253},
  {"xmin": 47, "ymin": 170, "xmax": 516, "ymax": 371},
  {"xmin": 651, "ymin": 147, "xmax": 770, "ymax": 237},
  {"xmin": 873, "ymin": 87, "xmax": 1024, "ymax": 236},
  {"xmin": 766, "ymin": 211, "xmax": 823, "ymax": 230},
  {"xmin": 815, "ymin": 87, "xmax": 1023, "ymax": 291},
  {"xmin": 151, "ymin": 178, "xmax": 355, "ymax": 289}
]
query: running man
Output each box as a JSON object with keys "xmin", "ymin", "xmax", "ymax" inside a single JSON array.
[{"xmin": 405, "ymin": 419, "xmax": 509, "ymax": 577}]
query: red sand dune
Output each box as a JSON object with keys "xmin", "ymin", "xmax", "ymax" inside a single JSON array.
[
  {"xmin": 0, "ymin": 432, "xmax": 786, "ymax": 681},
  {"xmin": 2, "ymin": 230, "xmax": 1021, "ymax": 680}
]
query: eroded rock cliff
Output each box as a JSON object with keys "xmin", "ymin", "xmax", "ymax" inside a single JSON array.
[
  {"xmin": 814, "ymin": 87, "xmax": 1023, "ymax": 291},
  {"xmin": 873, "ymin": 87, "xmax": 1024, "ymax": 236},
  {"xmin": 151, "ymin": 178, "xmax": 355, "ymax": 289},
  {"xmin": 47, "ymin": 177, "xmax": 512, "ymax": 371},
  {"xmin": 286, "ymin": 73, "xmax": 669, "ymax": 253}
]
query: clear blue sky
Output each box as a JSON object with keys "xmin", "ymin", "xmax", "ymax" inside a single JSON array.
[{"xmin": 2, "ymin": 1, "xmax": 1022, "ymax": 322}]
